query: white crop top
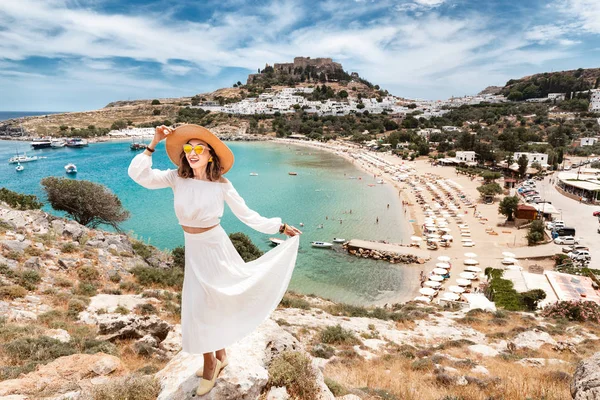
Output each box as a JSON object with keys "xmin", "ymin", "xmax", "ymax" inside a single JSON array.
[{"xmin": 127, "ymin": 153, "xmax": 282, "ymax": 234}]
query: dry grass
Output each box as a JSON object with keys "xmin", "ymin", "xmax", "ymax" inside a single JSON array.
[
  {"xmin": 324, "ymin": 348, "xmax": 575, "ymax": 400},
  {"xmin": 116, "ymin": 338, "xmax": 169, "ymax": 373}
]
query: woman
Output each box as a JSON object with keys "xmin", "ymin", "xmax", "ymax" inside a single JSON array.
[{"xmin": 128, "ymin": 124, "xmax": 301, "ymax": 395}]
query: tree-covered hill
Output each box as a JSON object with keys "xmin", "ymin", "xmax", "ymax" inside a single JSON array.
[{"xmin": 500, "ymin": 68, "xmax": 600, "ymax": 101}]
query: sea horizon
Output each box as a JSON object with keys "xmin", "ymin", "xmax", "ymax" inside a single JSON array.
[
  {"xmin": 0, "ymin": 138, "xmax": 414, "ymax": 306},
  {"xmin": 0, "ymin": 111, "xmax": 66, "ymax": 122}
]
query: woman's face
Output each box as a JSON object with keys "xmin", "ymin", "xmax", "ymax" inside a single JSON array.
[{"xmin": 185, "ymin": 139, "xmax": 211, "ymax": 171}]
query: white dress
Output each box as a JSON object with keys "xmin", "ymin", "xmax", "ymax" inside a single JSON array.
[{"xmin": 128, "ymin": 153, "xmax": 300, "ymax": 353}]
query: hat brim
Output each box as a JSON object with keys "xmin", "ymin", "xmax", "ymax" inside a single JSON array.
[{"xmin": 165, "ymin": 124, "xmax": 234, "ymax": 174}]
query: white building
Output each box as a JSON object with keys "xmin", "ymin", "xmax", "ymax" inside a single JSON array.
[
  {"xmin": 513, "ymin": 152, "xmax": 549, "ymax": 167},
  {"xmin": 591, "ymin": 89, "xmax": 600, "ymax": 112},
  {"xmin": 455, "ymin": 151, "xmax": 477, "ymax": 163},
  {"xmin": 580, "ymin": 137, "xmax": 598, "ymax": 147},
  {"xmin": 547, "ymin": 93, "xmax": 566, "ymax": 101},
  {"xmin": 442, "ymin": 126, "xmax": 461, "ymax": 132}
]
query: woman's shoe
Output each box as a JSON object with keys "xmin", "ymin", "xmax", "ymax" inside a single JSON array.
[
  {"xmin": 196, "ymin": 359, "xmax": 222, "ymax": 396},
  {"xmin": 196, "ymin": 356, "xmax": 228, "ymax": 377}
]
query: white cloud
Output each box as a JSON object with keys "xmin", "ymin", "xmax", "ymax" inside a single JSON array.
[{"xmin": 558, "ymin": 0, "xmax": 600, "ymax": 34}]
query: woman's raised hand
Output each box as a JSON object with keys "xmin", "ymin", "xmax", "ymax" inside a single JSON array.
[
  {"xmin": 154, "ymin": 125, "xmax": 173, "ymax": 143},
  {"xmin": 283, "ymin": 225, "xmax": 302, "ymax": 237}
]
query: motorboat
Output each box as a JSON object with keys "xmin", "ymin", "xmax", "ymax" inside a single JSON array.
[
  {"xmin": 31, "ymin": 137, "xmax": 52, "ymax": 149},
  {"xmin": 311, "ymin": 241, "xmax": 333, "ymax": 248},
  {"xmin": 288, "ymin": 172, "xmax": 298, "ymax": 176},
  {"xmin": 51, "ymin": 139, "xmax": 65, "ymax": 148},
  {"xmin": 15, "ymin": 162, "xmax": 24, "ymax": 172},
  {"xmin": 64, "ymin": 163, "xmax": 77, "ymax": 174},
  {"xmin": 65, "ymin": 138, "xmax": 89, "ymax": 147},
  {"xmin": 8, "ymin": 152, "xmax": 39, "ymax": 164},
  {"xmin": 333, "ymin": 238, "xmax": 346, "ymax": 243},
  {"xmin": 269, "ymin": 238, "xmax": 284, "ymax": 246},
  {"xmin": 250, "ymin": 172, "xmax": 259, "ymax": 176},
  {"xmin": 376, "ymin": 179, "xmax": 384, "ymax": 184},
  {"xmin": 130, "ymin": 142, "xmax": 147, "ymax": 150}
]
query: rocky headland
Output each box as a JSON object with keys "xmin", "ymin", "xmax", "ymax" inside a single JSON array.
[{"xmin": 1, "ymin": 203, "xmax": 600, "ymax": 400}]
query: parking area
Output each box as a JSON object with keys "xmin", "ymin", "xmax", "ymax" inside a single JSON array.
[{"xmin": 535, "ymin": 175, "xmax": 600, "ymax": 267}]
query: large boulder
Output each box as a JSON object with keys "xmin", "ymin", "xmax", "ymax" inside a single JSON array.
[
  {"xmin": 94, "ymin": 314, "xmax": 171, "ymax": 342},
  {"xmin": 155, "ymin": 319, "xmax": 334, "ymax": 400},
  {"xmin": 572, "ymin": 352, "xmax": 600, "ymax": 399},
  {"xmin": 513, "ymin": 329, "xmax": 557, "ymax": 350},
  {"xmin": 0, "ymin": 353, "xmax": 122, "ymax": 397}
]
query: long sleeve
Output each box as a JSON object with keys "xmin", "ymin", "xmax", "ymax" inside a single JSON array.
[
  {"xmin": 223, "ymin": 180, "xmax": 282, "ymax": 234},
  {"xmin": 128, "ymin": 153, "xmax": 176, "ymax": 189}
]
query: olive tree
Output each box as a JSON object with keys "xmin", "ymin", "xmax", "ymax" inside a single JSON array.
[
  {"xmin": 498, "ymin": 196, "xmax": 520, "ymax": 221},
  {"xmin": 41, "ymin": 177, "xmax": 129, "ymax": 230}
]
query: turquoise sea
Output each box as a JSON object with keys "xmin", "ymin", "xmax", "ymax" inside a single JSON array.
[
  {"xmin": 0, "ymin": 111, "xmax": 64, "ymax": 121},
  {"xmin": 0, "ymin": 139, "xmax": 413, "ymax": 305}
]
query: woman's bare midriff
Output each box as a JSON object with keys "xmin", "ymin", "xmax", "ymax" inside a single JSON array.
[{"xmin": 182, "ymin": 224, "xmax": 219, "ymax": 234}]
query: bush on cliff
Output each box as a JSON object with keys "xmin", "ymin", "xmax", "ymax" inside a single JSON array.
[
  {"xmin": 267, "ymin": 351, "xmax": 319, "ymax": 400},
  {"xmin": 0, "ymin": 188, "xmax": 43, "ymax": 210},
  {"xmin": 41, "ymin": 177, "xmax": 130, "ymax": 230}
]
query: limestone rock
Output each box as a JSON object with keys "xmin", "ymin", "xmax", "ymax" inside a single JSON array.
[
  {"xmin": 45, "ymin": 329, "xmax": 71, "ymax": 343},
  {"xmin": 572, "ymin": 352, "xmax": 600, "ymax": 400},
  {"xmin": 266, "ymin": 387, "xmax": 289, "ymax": 400},
  {"xmin": 64, "ymin": 223, "xmax": 85, "ymax": 240},
  {"xmin": 339, "ymin": 395, "xmax": 362, "ymax": 400},
  {"xmin": 161, "ymin": 324, "xmax": 182, "ymax": 355},
  {"xmin": 0, "ymin": 353, "xmax": 122, "ymax": 397},
  {"xmin": 467, "ymin": 344, "xmax": 499, "ymax": 357},
  {"xmin": 516, "ymin": 358, "xmax": 567, "ymax": 367},
  {"xmin": 513, "ymin": 329, "xmax": 557, "ymax": 350},
  {"xmin": 1, "ymin": 239, "xmax": 31, "ymax": 253},
  {"xmin": 85, "ymin": 294, "xmax": 160, "ymax": 314},
  {"xmin": 95, "ymin": 314, "xmax": 171, "ymax": 342},
  {"xmin": 23, "ymin": 256, "xmax": 42, "ymax": 269},
  {"xmin": 471, "ymin": 365, "xmax": 490, "ymax": 375},
  {"xmin": 58, "ymin": 258, "xmax": 78, "ymax": 270}
]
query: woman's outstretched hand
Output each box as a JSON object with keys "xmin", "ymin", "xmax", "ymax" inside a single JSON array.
[
  {"xmin": 154, "ymin": 125, "xmax": 173, "ymax": 143},
  {"xmin": 283, "ymin": 225, "xmax": 302, "ymax": 237}
]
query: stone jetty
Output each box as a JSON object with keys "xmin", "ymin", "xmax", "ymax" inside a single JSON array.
[{"xmin": 344, "ymin": 239, "xmax": 430, "ymax": 264}]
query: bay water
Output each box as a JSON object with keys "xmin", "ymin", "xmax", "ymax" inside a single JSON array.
[{"xmin": 0, "ymin": 139, "xmax": 413, "ymax": 305}]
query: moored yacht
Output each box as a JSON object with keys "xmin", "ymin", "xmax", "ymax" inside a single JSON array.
[
  {"xmin": 31, "ymin": 137, "xmax": 52, "ymax": 149},
  {"xmin": 65, "ymin": 138, "xmax": 89, "ymax": 147},
  {"xmin": 8, "ymin": 152, "xmax": 39, "ymax": 164},
  {"xmin": 64, "ymin": 163, "xmax": 77, "ymax": 174},
  {"xmin": 51, "ymin": 139, "xmax": 66, "ymax": 148}
]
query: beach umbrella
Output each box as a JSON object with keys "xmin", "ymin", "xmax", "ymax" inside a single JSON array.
[
  {"xmin": 461, "ymin": 233, "xmax": 471, "ymax": 237},
  {"xmin": 413, "ymin": 296, "xmax": 432, "ymax": 303},
  {"xmin": 460, "ymin": 238, "xmax": 472, "ymax": 242},
  {"xmin": 465, "ymin": 266, "xmax": 482, "ymax": 273},
  {"xmin": 435, "ymin": 262, "xmax": 451, "ymax": 269},
  {"xmin": 427, "ymin": 233, "xmax": 441, "ymax": 238},
  {"xmin": 448, "ymin": 285, "xmax": 465, "ymax": 294},
  {"xmin": 439, "ymin": 228, "xmax": 451, "ymax": 232},
  {"xmin": 463, "ymin": 259, "xmax": 479, "ymax": 265},
  {"xmin": 462, "ymin": 241, "xmax": 475, "ymax": 247},
  {"xmin": 427, "ymin": 238, "xmax": 440, "ymax": 242},
  {"xmin": 424, "ymin": 281, "xmax": 442, "ymax": 288},
  {"xmin": 502, "ymin": 257, "xmax": 518, "ymax": 265},
  {"xmin": 419, "ymin": 287, "xmax": 436, "ymax": 296},
  {"xmin": 437, "ymin": 256, "xmax": 451, "ymax": 262},
  {"xmin": 459, "ymin": 272, "xmax": 477, "ymax": 280},
  {"xmin": 442, "ymin": 292, "xmax": 460, "ymax": 301},
  {"xmin": 502, "ymin": 251, "xmax": 516, "ymax": 258},
  {"xmin": 429, "ymin": 275, "xmax": 444, "ymax": 282},
  {"xmin": 456, "ymin": 278, "xmax": 472, "ymax": 286},
  {"xmin": 464, "ymin": 252, "xmax": 478, "ymax": 258},
  {"xmin": 432, "ymin": 268, "xmax": 448, "ymax": 275},
  {"xmin": 441, "ymin": 235, "xmax": 453, "ymax": 240},
  {"xmin": 410, "ymin": 236, "xmax": 422, "ymax": 242}
]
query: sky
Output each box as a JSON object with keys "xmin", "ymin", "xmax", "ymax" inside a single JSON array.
[{"xmin": 1, "ymin": 0, "xmax": 600, "ymax": 111}]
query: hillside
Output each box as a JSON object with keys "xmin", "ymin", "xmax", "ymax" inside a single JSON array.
[{"xmin": 499, "ymin": 67, "xmax": 600, "ymax": 101}]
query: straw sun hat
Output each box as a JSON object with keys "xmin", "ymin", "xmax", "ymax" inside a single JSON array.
[{"xmin": 165, "ymin": 124, "xmax": 235, "ymax": 174}]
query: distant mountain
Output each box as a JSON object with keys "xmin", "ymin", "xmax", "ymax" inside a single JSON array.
[
  {"xmin": 498, "ymin": 68, "xmax": 600, "ymax": 101},
  {"xmin": 478, "ymin": 86, "xmax": 503, "ymax": 96}
]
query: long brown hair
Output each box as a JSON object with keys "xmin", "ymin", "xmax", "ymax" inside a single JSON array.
[{"xmin": 177, "ymin": 144, "xmax": 223, "ymax": 181}]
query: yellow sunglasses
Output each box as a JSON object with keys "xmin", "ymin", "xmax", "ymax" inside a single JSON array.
[{"xmin": 183, "ymin": 144, "xmax": 205, "ymax": 155}]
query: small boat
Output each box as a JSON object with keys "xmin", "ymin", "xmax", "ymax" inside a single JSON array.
[
  {"xmin": 31, "ymin": 137, "xmax": 52, "ymax": 149},
  {"xmin": 288, "ymin": 172, "xmax": 298, "ymax": 176},
  {"xmin": 15, "ymin": 162, "xmax": 24, "ymax": 172},
  {"xmin": 333, "ymin": 238, "xmax": 346, "ymax": 243},
  {"xmin": 311, "ymin": 241, "xmax": 333, "ymax": 248},
  {"xmin": 269, "ymin": 238, "xmax": 284, "ymax": 246},
  {"xmin": 65, "ymin": 138, "xmax": 89, "ymax": 148},
  {"xmin": 250, "ymin": 172, "xmax": 259, "ymax": 176},
  {"xmin": 130, "ymin": 137, "xmax": 147, "ymax": 150},
  {"xmin": 8, "ymin": 152, "xmax": 38, "ymax": 164},
  {"xmin": 376, "ymin": 179, "xmax": 384, "ymax": 184},
  {"xmin": 51, "ymin": 139, "xmax": 65, "ymax": 148},
  {"xmin": 64, "ymin": 163, "xmax": 77, "ymax": 174}
]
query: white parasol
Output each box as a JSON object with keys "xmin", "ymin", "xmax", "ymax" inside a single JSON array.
[
  {"xmin": 437, "ymin": 256, "xmax": 451, "ymax": 262},
  {"xmin": 502, "ymin": 251, "xmax": 516, "ymax": 258},
  {"xmin": 436, "ymin": 262, "xmax": 451, "ymax": 269},
  {"xmin": 465, "ymin": 266, "xmax": 482, "ymax": 273},
  {"xmin": 413, "ymin": 296, "xmax": 432, "ymax": 303},
  {"xmin": 442, "ymin": 292, "xmax": 460, "ymax": 301},
  {"xmin": 429, "ymin": 275, "xmax": 444, "ymax": 282},
  {"xmin": 433, "ymin": 268, "xmax": 448, "ymax": 275},
  {"xmin": 424, "ymin": 280, "xmax": 442, "ymax": 288},
  {"xmin": 464, "ymin": 252, "xmax": 478, "ymax": 258},
  {"xmin": 502, "ymin": 257, "xmax": 518, "ymax": 265},
  {"xmin": 459, "ymin": 272, "xmax": 477, "ymax": 280},
  {"xmin": 410, "ymin": 236, "xmax": 422, "ymax": 242},
  {"xmin": 464, "ymin": 259, "xmax": 479, "ymax": 265},
  {"xmin": 419, "ymin": 287, "xmax": 436, "ymax": 296},
  {"xmin": 456, "ymin": 278, "xmax": 472, "ymax": 286},
  {"xmin": 448, "ymin": 285, "xmax": 465, "ymax": 293}
]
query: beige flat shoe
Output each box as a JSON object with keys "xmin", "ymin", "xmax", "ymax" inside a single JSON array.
[
  {"xmin": 196, "ymin": 356, "xmax": 228, "ymax": 377},
  {"xmin": 196, "ymin": 359, "xmax": 222, "ymax": 396}
]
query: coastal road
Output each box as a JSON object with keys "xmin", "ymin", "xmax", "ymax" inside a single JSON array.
[{"xmin": 537, "ymin": 175, "xmax": 600, "ymax": 268}]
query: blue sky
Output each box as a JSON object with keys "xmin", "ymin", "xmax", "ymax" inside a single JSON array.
[{"xmin": 1, "ymin": 0, "xmax": 600, "ymax": 111}]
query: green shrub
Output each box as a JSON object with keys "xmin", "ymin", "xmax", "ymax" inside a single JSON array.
[
  {"xmin": 0, "ymin": 285, "xmax": 28, "ymax": 299},
  {"xmin": 279, "ymin": 295, "xmax": 311, "ymax": 310},
  {"xmin": 486, "ymin": 269, "xmax": 525, "ymax": 311},
  {"xmin": 77, "ymin": 265, "xmax": 100, "ymax": 282},
  {"xmin": 3, "ymin": 336, "xmax": 75, "ymax": 364},
  {"xmin": 324, "ymin": 377, "xmax": 348, "ymax": 396},
  {"xmin": 135, "ymin": 303, "xmax": 157, "ymax": 315},
  {"xmin": 0, "ymin": 188, "xmax": 43, "ymax": 210},
  {"xmin": 311, "ymin": 343, "xmax": 335, "ymax": 359},
  {"xmin": 109, "ymin": 272, "xmax": 122, "ymax": 283},
  {"xmin": 320, "ymin": 325, "xmax": 360, "ymax": 345},
  {"xmin": 55, "ymin": 276, "xmax": 73, "ymax": 287},
  {"xmin": 172, "ymin": 246, "xmax": 185, "ymax": 269},
  {"xmin": 115, "ymin": 305, "xmax": 130, "ymax": 315},
  {"xmin": 131, "ymin": 240, "xmax": 153, "ymax": 260},
  {"xmin": 268, "ymin": 351, "xmax": 319, "ymax": 399},
  {"xmin": 411, "ymin": 358, "xmax": 434, "ymax": 371},
  {"xmin": 229, "ymin": 232, "xmax": 264, "ymax": 262},
  {"xmin": 151, "ymin": 99, "xmax": 161, "ymax": 105},
  {"xmin": 19, "ymin": 270, "xmax": 41, "ymax": 290},
  {"xmin": 74, "ymin": 282, "xmax": 97, "ymax": 297},
  {"xmin": 61, "ymin": 243, "xmax": 77, "ymax": 253},
  {"xmin": 130, "ymin": 266, "xmax": 183, "ymax": 290},
  {"xmin": 522, "ymin": 289, "xmax": 547, "ymax": 311},
  {"xmin": 526, "ymin": 220, "xmax": 546, "ymax": 246},
  {"xmin": 67, "ymin": 298, "xmax": 87, "ymax": 319},
  {"xmin": 119, "ymin": 281, "xmax": 140, "ymax": 293}
]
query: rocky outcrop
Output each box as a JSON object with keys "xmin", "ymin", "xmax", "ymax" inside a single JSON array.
[
  {"xmin": 572, "ymin": 352, "xmax": 600, "ymax": 399},
  {"xmin": 0, "ymin": 353, "xmax": 122, "ymax": 397},
  {"xmin": 156, "ymin": 319, "xmax": 334, "ymax": 400}
]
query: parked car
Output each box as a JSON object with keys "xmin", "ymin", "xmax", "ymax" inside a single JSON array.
[
  {"xmin": 593, "ymin": 210, "xmax": 600, "ymax": 217},
  {"xmin": 563, "ymin": 244, "xmax": 590, "ymax": 254},
  {"xmin": 554, "ymin": 236, "xmax": 579, "ymax": 245},
  {"xmin": 568, "ymin": 250, "xmax": 591, "ymax": 261},
  {"xmin": 547, "ymin": 220, "xmax": 565, "ymax": 230}
]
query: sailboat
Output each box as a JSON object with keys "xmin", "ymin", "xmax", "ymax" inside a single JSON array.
[
  {"xmin": 15, "ymin": 162, "xmax": 24, "ymax": 172},
  {"xmin": 130, "ymin": 137, "xmax": 147, "ymax": 150},
  {"xmin": 8, "ymin": 149, "xmax": 38, "ymax": 164}
]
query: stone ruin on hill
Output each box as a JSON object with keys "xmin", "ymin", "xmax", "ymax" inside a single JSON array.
[{"xmin": 246, "ymin": 56, "xmax": 358, "ymax": 85}]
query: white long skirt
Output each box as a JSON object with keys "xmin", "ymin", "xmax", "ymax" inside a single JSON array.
[{"xmin": 181, "ymin": 225, "xmax": 300, "ymax": 354}]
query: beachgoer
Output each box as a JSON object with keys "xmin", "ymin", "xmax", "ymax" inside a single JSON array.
[
  {"xmin": 376, "ymin": 217, "xmax": 379, "ymax": 223},
  {"xmin": 128, "ymin": 124, "xmax": 302, "ymax": 396},
  {"xmin": 387, "ymin": 203, "xmax": 390, "ymax": 209},
  {"xmin": 326, "ymin": 216, "xmax": 328, "ymax": 220},
  {"xmin": 340, "ymin": 219, "xmax": 342, "ymax": 224}
]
